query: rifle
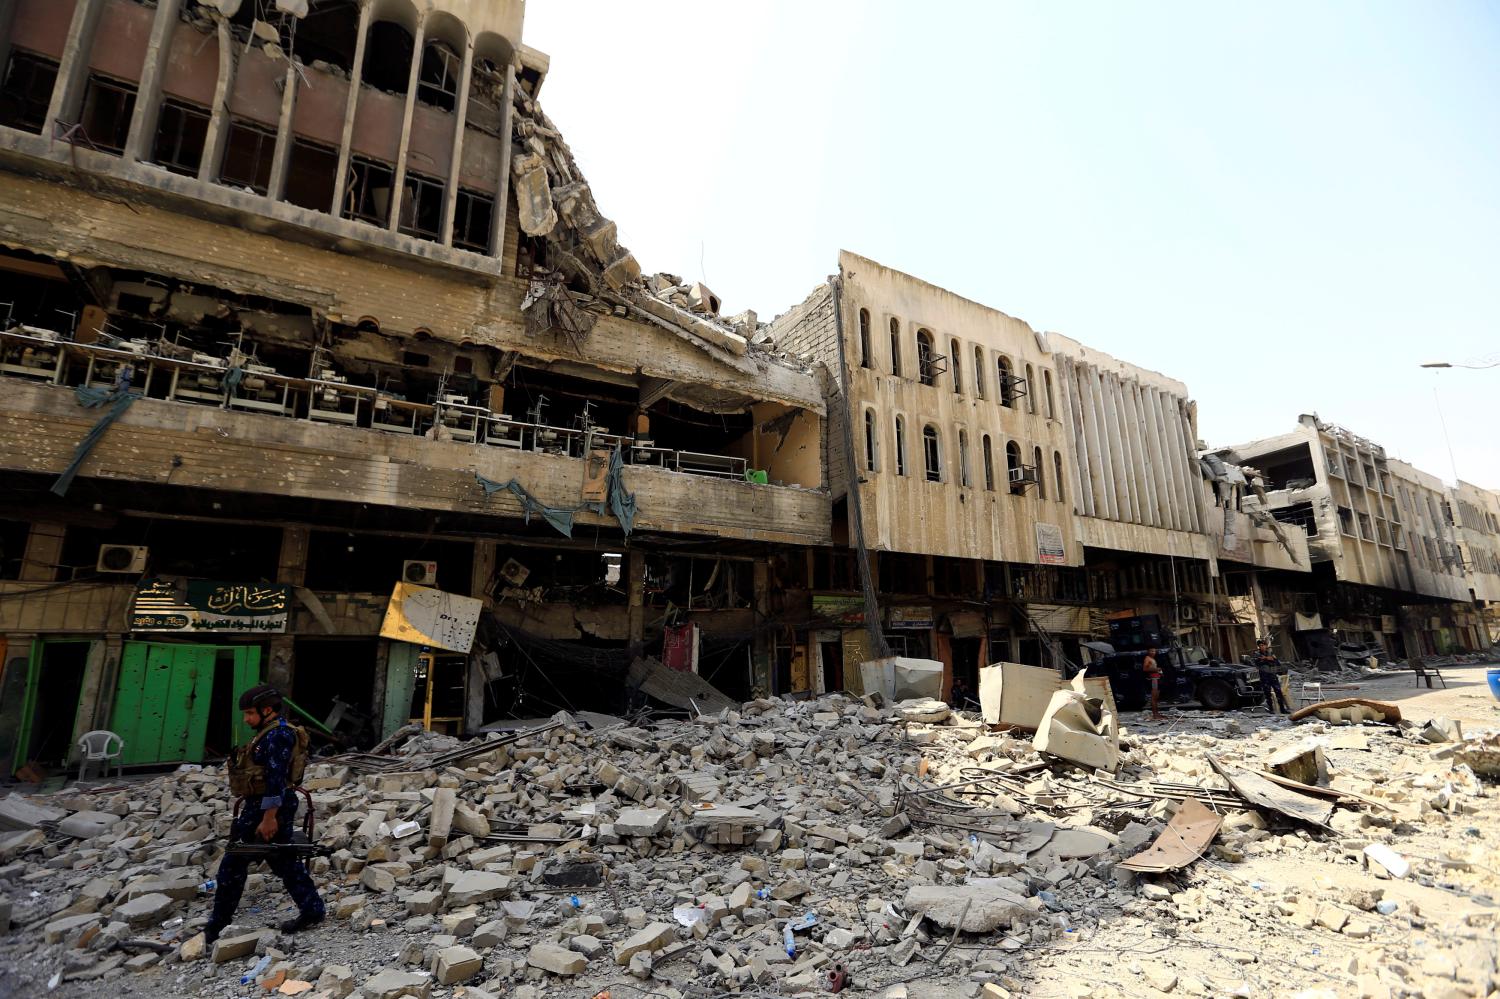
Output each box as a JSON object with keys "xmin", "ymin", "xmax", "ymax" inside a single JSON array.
[{"xmin": 221, "ymin": 835, "xmax": 334, "ymax": 862}]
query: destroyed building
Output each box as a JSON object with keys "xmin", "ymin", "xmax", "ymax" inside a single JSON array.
[
  {"xmin": 1453, "ymin": 479, "xmax": 1500, "ymax": 644},
  {"xmin": 0, "ymin": 0, "xmax": 831, "ymax": 777},
  {"xmin": 1215, "ymin": 415, "xmax": 1488, "ymax": 662}
]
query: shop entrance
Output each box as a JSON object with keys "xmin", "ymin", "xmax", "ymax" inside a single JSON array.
[
  {"xmin": 410, "ymin": 649, "xmax": 467, "ymax": 735},
  {"xmin": 8, "ymin": 640, "xmax": 92, "ymax": 775},
  {"xmin": 818, "ymin": 637, "xmax": 844, "ymax": 693},
  {"xmin": 291, "ymin": 638, "xmax": 378, "ymax": 738},
  {"xmin": 950, "ymin": 636, "xmax": 982, "ymax": 693},
  {"xmin": 110, "ymin": 642, "xmax": 262, "ymax": 765}
]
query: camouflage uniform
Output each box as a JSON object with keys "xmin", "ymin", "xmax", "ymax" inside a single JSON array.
[{"xmin": 205, "ymin": 719, "xmax": 324, "ymax": 935}]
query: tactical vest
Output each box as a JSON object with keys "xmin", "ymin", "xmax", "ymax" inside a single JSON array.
[{"xmin": 228, "ymin": 720, "xmax": 310, "ymax": 798}]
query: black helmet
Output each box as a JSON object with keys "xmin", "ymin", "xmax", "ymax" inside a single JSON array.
[{"xmin": 238, "ymin": 684, "xmax": 283, "ymax": 712}]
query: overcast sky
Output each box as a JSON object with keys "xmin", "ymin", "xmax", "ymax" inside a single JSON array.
[{"xmin": 525, "ymin": 1, "xmax": 1499, "ymax": 489}]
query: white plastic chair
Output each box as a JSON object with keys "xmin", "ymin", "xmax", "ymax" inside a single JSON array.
[{"xmin": 76, "ymin": 730, "xmax": 124, "ymax": 781}]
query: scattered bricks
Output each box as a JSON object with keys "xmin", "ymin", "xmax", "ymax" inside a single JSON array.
[
  {"xmin": 432, "ymin": 944, "xmax": 483, "ymax": 984},
  {"xmin": 615, "ymin": 808, "xmax": 669, "ymax": 837},
  {"xmin": 124, "ymin": 951, "xmax": 160, "ymax": 972},
  {"xmin": 614, "ymin": 922, "xmax": 676, "ymax": 965},
  {"xmin": 0, "ymin": 793, "xmax": 67, "ymax": 830},
  {"xmin": 403, "ymin": 889, "xmax": 442, "ymax": 916},
  {"xmin": 727, "ymin": 882, "xmax": 752, "ymax": 913},
  {"xmin": 56, "ymin": 810, "xmax": 121, "ymax": 840},
  {"xmin": 528, "ymin": 942, "xmax": 586, "ymax": 975},
  {"xmin": 441, "ymin": 909, "xmax": 479, "ymax": 936},
  {"xmin": 178, "ymin": 933, "xmax": 205, "ymax": 962},
  {"xmin": 472, "ymin": 920, "xmax": 507, "ymax": 948},
  {"xmin": 570, "ymin": 934, "xmax": 605, "ymax": 958},
  {"xmin": 754, "ymin": 828, "xmax": 783, "ymax": 852},
  {"xmin": 451, "ymin": 803, "xmax": 490, "ymax": 838},
  {"xmin": 781, "ymin": 849, "xmax": 807, "ymax": 870},
  {"xmin": 317, "ymin": 965, "xmax": 355, "ymax": 999},
  {"xmin": 428, "ymin": 789, "xmax": 456, "ymax": 849},
  {"xmin": 211, "ymin": 931, "xmax": 267, "ymax": 964},
  {"xmin": 771, "ymin": 879, "xmax": 809, "ymax": 901},
  {"xmin": 114, "ymin": 891, "xmax": 175, "ymax": 928},
  {"xmin": 362, "ymin": 968, "xmax": 432, "ymax": 999},
  {"xmin": 44, "ymin": 913, "xmax": 102, "ymax": 945},
  {"xmin": 443, "ymin": 869, "xmax": 511, "ymax": 906},
  {"xmin": 0, "ymin": 829, "xmax": 44, "ymax": 862},
  {"xmin": 362, "ymin": 866, "xmax": 398, "ymax": 893}
]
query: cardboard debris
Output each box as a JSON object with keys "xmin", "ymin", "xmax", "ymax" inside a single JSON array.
[{"xmin": 1119, "ymin": 798, "xmax": 1224, "ymax": 873}]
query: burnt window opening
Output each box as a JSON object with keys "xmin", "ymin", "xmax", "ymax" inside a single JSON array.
[
  {"xmin": 152, "ymin": 100, "xmax": 210, "ymax": 176},
  {"xmin": 1337, "ymin": 506, "xmax": 1355, "ymax": 537},
  {"xmin": 889, "ymin": 318, "xmax": 902, "ymax": 377},
  {"xmin": 288, "ymin": 2, "xmax": 359, "ymax": 74},
  {"xmin": 417, "ymin": 41, "xmax": 461, "ymax": 111},
  {"xmin": 1271, "ymin": 502, "xmax": 1318, "ymax": 537},
  {"xmin": 345, "ymin": 157, "xmax": 395, "ymax": 226},
  {"xmin": 893, "ymin": 415, "xmax": 907, "ymax": 476},
  {"xmin": 916, "ymin": 329, "xmax": 941, "ymax": 387},
  {"xmin": 1034, "ymin": 446, "xmax": 1047, "ymax": 500},
  {"xmin": 863, "ymin": 409, "xmax": 878, "ymax": 473},
  {"xmin": 79, "ymin": 74, "xmax": 137, "ymax": 154},
  {"xmin": 219, "ymin": 118, "xmax": 277, "ymax": 194},
  {"xmin": 857, "ymin": 308, "xmax": 871, "ymax": 369},
  {"xmin": 1054, "ymin": 450, "xmax": 1066, "ymax": 504},
  {"xmin": 0, "ymin": 51, "xmax": 59, "ymax": 134},
  {"xmin": 1024, "ymin": 363, "xmax": 1037, "ymax": 413},
  {"xmin": 950, "ymin": 337, "xmax": 963, "ymax": 395},
  {"xmin": 284, "ymin": 138, "xmax": 338, "ymax": 212},
  {"xmin": 397, "ymin": 172, "xmax": 444, "ymax": 240},
  {"xmin": 363, "ymin": 21, "xmax": 415, "ymax": 94},
  {"xmin": 997, "ymin": 356, "xmax": 1016, "ymax": 408},
  {"xmin": 452, "ymin": 355, "xmax": 473, "ymax": 374},
  {"xmin": 958, "ymin": 429, "xmax": 971, "ymax": 487},
  {"xmin": 402, "ymin": 351, "xmax": 430, "ymax": 368},
  {"xmin": 922, "ymin": 424, "xmax": 942, "ymax": 482},
  {"xmin": 1006, "ymin": 440, "xmax": 1023, "ymax": 495},
  {"xmin": 453, "ymin": 189, "xmax": 494, "ymax": 253},
  {"xmin": 982, "ymin": 435, "xmax": 995, "ymax": 491},
  {"xmin": 973, "ymin": 345, "xmax": 986, "ymax": 399},
  {"xmin": 1044, "ymin": 369, "xmax": 1056, "ymax": 418}
]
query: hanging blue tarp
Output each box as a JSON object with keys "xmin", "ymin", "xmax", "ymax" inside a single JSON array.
[{"xmin": 51, "ymin": 386, "xmax": 139, "ymax": 497}]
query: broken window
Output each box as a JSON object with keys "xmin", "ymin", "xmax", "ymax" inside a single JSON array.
[
  {"xmin": 863, "ymin": 409, "xmax": 878, "ymax": 473},
  {"xmin": 958, "ymin": 428, "xmax": 971, "ymax": 487},
  {"xmin": 1007, "ymin": 440, "xmax": 1024, "ymax": 495},
  {"xmin": 152, "ymin": 100, "xmax": 210, "ymax": 176},
  {"xmin": 1337, "ymin": 507, "xmax": 1355, "ymax": 537},
  {"xmin": 893, "ymin": 415, "xmax": 907, "ymax": 476},
  {"xmin": 889, "ymin": 318, "xmax": 901, "ymax": 377},
  {"xmin": 1044, "ymin": 369, "xmax": 1056, "ymax": 419},
  {"xmin": 363, "ymin": 21, "xmax": 415, "ymax": 94},
  {"xmin": 453, "ymin": 188, "xmax": 495, "ymax": 253},
  {"xmin": 1357, "ymin": 512, "xmax": 1373, "ymax": 541},
  {"xmin": 857, "ymin": 309, "xmax": 871, "ymax": 369},
  {"xmin": 1034, "ymin": 446, "xmax": 1047, "ymax": 500},
  {"xmin": 1054, "ymin": 451, "xmax": 1066, "ymax": 505},
  {"xmin": 1025, "ymin": 363, "xmax": 1037, "ymax": 413},
  {"xmin": 973, "ymin": 345, "xmax": 986, "ymax": 399},
  {"xmin": 397, "ymin": 172, "xmax": 444, "ymax": 240},
  {"xmin": 219, "ymin": 118, "xmax": 278, "ymax": 194},
  {"xmin": 917, "ymin": 329, "xmax": 940, "ymax": 386},
  {"xmin": 0, "ymin": 51, "xmax": 59, "ymax": 134},
  {"xmin": 344, "ymin": 156, "xmax": 395, "ymax": 226},
  {"xmin": 284, "ymin": 138, "xmax": 339, "ymax": 212},
  {"xmin": 79, "ymin": 74, "xmax": 137, "ymax": 153},
  {"xmin": 997, "ymin": 356, "xmax": 1015, "ymax": 408},
  {"xmin": 950, "ymin": 337, "xmax": 963, "ymax": 395},
  {"xmin": 287, "ymin": 2, "xmax": 359, "ymax": 74},
  {"xmin": 417, "ymin": 41, "xmax": 461, "ymax": 112},
  {"xmin": 922, "ymin": 424, "xmax": 942, "ymax": 482},
  {"xmin": 982, "ymin": 435, "xmax": 995, "ymax": 491}
]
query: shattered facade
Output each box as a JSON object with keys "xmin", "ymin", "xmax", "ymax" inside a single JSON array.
[{"xmin": 0, "ymin": 0, "xmax": 829, "ymax": 777}]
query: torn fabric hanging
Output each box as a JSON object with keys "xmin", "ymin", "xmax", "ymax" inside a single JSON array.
[
  {"xmin": 474, "ymin": 473, "xmax": 577, "ymax": 537},
  {"xmin": 51, "ymin": 386, "xmax": 139, "ymax": 497},
  {"xmin": 474, "ymin": 447, "xmax": 638, "ymax": 538}
]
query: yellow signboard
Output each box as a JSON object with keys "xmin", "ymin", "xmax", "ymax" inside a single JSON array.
[{"xmin": 379, "ymin": 583, "xmax": 482, "ymax": 653}]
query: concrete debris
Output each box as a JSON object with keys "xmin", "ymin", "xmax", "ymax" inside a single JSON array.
[
  {"xmin": 0, "ymin": 684, "xmax": 1495, "ymax": 999},
  {"xmin": 1289, "ymin": 697, "xmax": 1403, "ymax": 725}
]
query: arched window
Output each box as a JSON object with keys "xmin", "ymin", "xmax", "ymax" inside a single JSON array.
[
  {"xmin": 923, "ymin": 424, "xmax": 942, "ymax": 482},
  {"xmin": 889, "ymin": 318, "xmax": 902, "ymax": 377},
  {"xmin": 863, "ymin": 409, "xmax": 879, "ymax": 472},
  {"xmin": 1043, "ymin": 369, "xmax": 1056, "ymax": 419},
  {"xmin": 858, "ymin": 309, "xmax": 872, "ymax": 369},
  {"xmin": 958, "ymin": 428, "xmax": 971, "ymax": 487},
  {"xmin": 1033, "ymin": 446, "xmax": 1046, "ymax": 499},
  {"xmin": 1006, "ymin": 440, "xmax": 1023, "ymax": 495},
  {"xmin": 982, "ymin": 435, "xmax": 995, "ymax": 491},
  {"xmin": 917, "ymin": 329, "xmax": 939, "ymax": 386},
  {"xmin": 997, "ymin": 356, "xmax": 1015, "ymax": 408},
  {"xmin": 1054, "ymin": 450, "xmax": 1066, "ymax": 505},
  {"xmin": 950, "ymin": 337, "xmax": 963, "ymax": 395},
  {"xmin": 894, "ymin": 415, "xmax": 907, "ymax": 476},
  {"xmin": 418, "ymin": 40, "xmax": 462, "ymax": 111},
  {"xmin": 1025, "ymin": 364, "xmax": 1037, "ymax": 414},
  {"xmin": 364, "ymin": 19, "xmax": 416, "ymax": 94},
  {"xmin": 973, "ymin": 346, "xmax": 986, "ymax": 399}
]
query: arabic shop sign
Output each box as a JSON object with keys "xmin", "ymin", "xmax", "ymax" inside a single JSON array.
[{"xmin": 131, "ymin": 579, "xmax": 290, "ymax": 633}]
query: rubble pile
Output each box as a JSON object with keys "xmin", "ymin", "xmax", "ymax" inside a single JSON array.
[{"xmin": 0, "ymin": 692, "xmax": 1497, "ymax": 999}]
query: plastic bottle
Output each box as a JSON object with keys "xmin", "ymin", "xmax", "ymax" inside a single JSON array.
[
  {"xmin": 240, "ymin": 954, "xmax": 272, "ymax": 986},
  {"xmin": 198, "ymin": 879, "xmax": 217, "ymax": 894},
  {"xmin": 569, "ymin": 895, "xmax": 582, "ymax": 910}
]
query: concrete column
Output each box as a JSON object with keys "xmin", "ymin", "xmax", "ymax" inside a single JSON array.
[
  {"xmin": 88, "ymin": 635, "xmax": 125, "ymax": 732},
  {"xmin": 1087, "ymin": 366, "xmax": 1118, "ymax": 520},
  {"xmin": 751, "ymin": 559, "xmax": 772, "ymax": 694},
  {"xmin": 439, "ymin": 38, "xmax": 475, "ymax": 246},
  {"xmin": 386, "ymin": 21, "xmax": 428, "ymax": 232},
  {"xmin": 19, "ymin": 521, "xmax": 65, "ymax": 582},
  {"xmin": 197, "ymin": 17, "xmax": 236, "ymax": 183},
  {"xmin": 1175, "ymin": 401, "xmax": 1208, "ymax": 534},
  {"xmin": 123, "ymin": 0, "xmax": 185, "ymax": 162},
  {"xmin": 1129, "ymin": 383, "xmax": 1162, "ymax": 527},
  {"xmin": 1118, "ymin": 377, "xmax": 1149, "ymax": 525},
  {"xmin": 488, "ymin": 63, "xmax": 516, "ymax": 260},
  {"xmin": 44, "ymin": 0, "xmax": 106, "ymax": 138},
  {"xmin": 1103, "ymin": 373, "xmax": 1137, "ymax": 523},
  {"xmin": 1146, "ymin": 388, "xmax": 1181, "ymax": 531},
  {"xmin": 1059, "ymin": 358, "xmax": 1093, "ymax": 517},
  {"xmin": 277, "ymin": 525, "xmax": 310, "ymax": 586},
  {"xmin": 625, "ymin": 550, "xmax": 647, "ymax": 656},
  {"xmin": 69, "ymin": 639, "xmax": 111, "ymax": 763},
  {"xmin": 331, "ymin": 0, "xmax": 375, "ymax": 216},
  {"xmin": 1161, "ymin": 393, "xmax": 1195, "ymax": 533},
  {"xmin": 1077, "ymin": 364, "xmax": 1109, "ymax": 521},
  {"xmin": 265, "ymin": 63, "xmax": 299, "ymax": 201}
]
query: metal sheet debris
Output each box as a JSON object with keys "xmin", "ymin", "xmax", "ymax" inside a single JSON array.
[
  {"xmin": 1118, "ymin": 797, "xmax": 1223, "ymax": 873},
  {"xmin": 1206, "ymin": 754, "xmax": 1334, "ymax": 828}
]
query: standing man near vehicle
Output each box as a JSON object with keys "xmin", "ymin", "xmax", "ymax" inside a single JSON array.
[
  {"xmin": 203, "ymin": 684, "xmax": 325, "ymax": 944},
  {"xmin": 1253, "ymin": 639, "xmax": 1291, "ymax": 715},
  {"xmin": 1142, "ymin": 647, "xmax": 1163, "ymax": 720}
]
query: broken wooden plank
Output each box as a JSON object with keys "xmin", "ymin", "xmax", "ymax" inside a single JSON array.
[
  {"xmin": 1206, "ymin": 754, "xmax": 1334, "ymax": 829},
  {"xmin": 1118, "ymin": 797, "xmax": 1223, "ymax": 873}
]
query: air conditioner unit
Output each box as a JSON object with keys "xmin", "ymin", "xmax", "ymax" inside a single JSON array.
[
  {"xmin": 97, "ymin": 544, "xmax": 148, "ymax": 574},
  {"xmin": 403, "ymin": 560, "xmax": 438, "ymax": 585},
  {"xmin": 1008, "ymin": 465, "xmax": 1037, "ymax": 485},
  {"xmin": 499, "ymin": 558, "xmax": 530, "ymax": 587}
]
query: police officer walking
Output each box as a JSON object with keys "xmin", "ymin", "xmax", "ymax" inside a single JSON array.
[
  {"xmin": 1253, "ymin": 639, "xmax": 1292, "ymax": 715},
  {"xmin": 203, "ymin": 684, "xmax": 325, "ymax": 944}
]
